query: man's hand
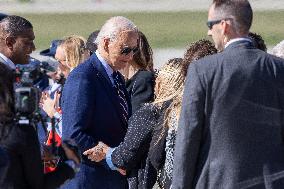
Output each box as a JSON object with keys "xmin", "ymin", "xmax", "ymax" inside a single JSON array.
[
  {"xmin": 83, "ymin": 141, "xmax": 110, "ymax": 162},
  {"xmin": 117, "ymin": 168, "xmax": 126, "ymax": 175},
  {"xmin": 40, "ymin": 91, "xmax": 60, "ymax": 118}
]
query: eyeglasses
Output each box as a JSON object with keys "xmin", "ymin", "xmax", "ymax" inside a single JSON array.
[
  {"xmin": 206, "ymin": 18, "xmax": 232, "ymax": 29},
  {"xmin": 120, "ymin": 46, "xmax": 139, "ymax": 55},
  {"xmin": 206, "ymin": 19, "xmax": 223, "ymax": 29}
]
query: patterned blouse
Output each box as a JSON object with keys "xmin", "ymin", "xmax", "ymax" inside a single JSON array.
[{"xmin": 156, "ymin": 109, "xmax": 178, "ymax": 189}]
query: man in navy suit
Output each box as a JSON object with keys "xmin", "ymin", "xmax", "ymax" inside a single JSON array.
[
  {"xmin": 61, "ymin": 16, "xmax": 139, "ymax": 189},
  {"xmin": 172, "ymin": 0, "xmax": 284, "ymax": 188}
]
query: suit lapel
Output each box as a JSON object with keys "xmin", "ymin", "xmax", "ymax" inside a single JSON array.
[{"xmin": 90, "ymin": 54, "xmax": 129, "ymax": 127}]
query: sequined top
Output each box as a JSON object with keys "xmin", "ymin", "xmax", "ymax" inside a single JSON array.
[
  {"xmin": 157, "ymin": 109, "xmax": 178, "ymax": 189},
  {"xmin": 111, "ymin": 102, "xmax": 170, "ymax": 189}
]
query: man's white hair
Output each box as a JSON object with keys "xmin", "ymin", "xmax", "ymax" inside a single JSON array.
[
  {"xmin": 272, "ymin": 40, "xmax": 284, "ymax": 59},
  {"xmin": 95, "ymin": 16, "xmax": 137, "ymax": 45}
]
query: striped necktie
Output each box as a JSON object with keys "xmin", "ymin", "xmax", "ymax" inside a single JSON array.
[{"xmin": 112, "ymin": 71, "xmax": 128, "ymax": 123}]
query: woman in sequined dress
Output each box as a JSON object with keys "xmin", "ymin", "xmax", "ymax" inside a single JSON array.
[{"xmin": 148, "ymin": 39, "xmax": 217, "ymax": 189}]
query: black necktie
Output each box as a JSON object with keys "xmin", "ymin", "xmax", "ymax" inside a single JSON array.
[{"xmin": 112, "ymin": 71, "xmax": 128, "ymax": 123}]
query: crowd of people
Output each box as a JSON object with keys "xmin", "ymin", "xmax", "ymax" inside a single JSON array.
[{"xmin": 0, "ymin": 0, "xmax": 284, "ymax": 189}]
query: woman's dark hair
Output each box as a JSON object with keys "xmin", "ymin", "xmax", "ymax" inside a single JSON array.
[
  {"xmin": 0, "ymin": 63, "xmax": 15, "ymax": 141},
  {"xmin": 86, "ymin": 30, "xmax": 100, "ymax": 54},
  {"xmin": 248, "ymin": 32, "xmax": 267, "ymax": 52},
  {"xmin": 183, "ymin": 39, "xmax": 217, "ymax": 71},
  {"xmin": 133, "ymin": 31, "xmax": 153, "ymax": 71}
]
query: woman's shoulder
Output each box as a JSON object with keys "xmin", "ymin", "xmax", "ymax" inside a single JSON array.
[
  {"xmin": 138, "ymin": 103, "xmax": 159, "ymax": 114},
  {"xmin": 126, "ymin": 70, "xmax": 154, "ymax": 88},
  {"xmin": 130, "ymin": 103, "xmax": 160, "ymax": 122},
  {"xmin": 136, "ymin": 101, "xmax": 173, "ymax": 117},
  {"xmin": 134, "ymin": 70, "xmax": 154, "ymax": 81}
]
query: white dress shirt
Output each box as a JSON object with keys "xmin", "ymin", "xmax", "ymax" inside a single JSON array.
[
  {"xmin": 225, "ymin": 37, "xmax": 252, "ymax": 49},
  {"xmin": 0, "ymin": 53, "xmax": 16, "ymax": 70},
  {"xmin": 95, "ymin": 50, "xmax": 115, "ymax": 85}
]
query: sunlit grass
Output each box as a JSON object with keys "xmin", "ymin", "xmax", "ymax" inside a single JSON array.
[{"xmin": 17, "ymin": 11, "xmax": 284, "ymax": 50}]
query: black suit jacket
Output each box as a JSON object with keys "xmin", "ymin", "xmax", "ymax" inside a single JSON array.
[
  {"xmin": 172, "ymin": 40, "xmax": 284, "ymax": 189},
  {"xmin": 126, "ymin": 70, "xmax": 155, "ymax": 113},
  {"xmin": 0, "ymin": 124, "xmax": 74, "ymax": 189}
]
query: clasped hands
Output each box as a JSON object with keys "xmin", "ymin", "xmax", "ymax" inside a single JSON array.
[{"xmin": 83, "ymin": 142, "xmax": 126, "ymax": 175}]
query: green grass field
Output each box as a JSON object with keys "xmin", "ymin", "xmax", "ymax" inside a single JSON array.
[{"xmin": 17, "ymin": 11, "xmax": 284, "ymax": 50}]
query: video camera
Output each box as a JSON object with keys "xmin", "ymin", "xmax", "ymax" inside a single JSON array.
[
  {"xmin": 14, "ymin": 58, "xmax": 53, "ymax": 125},
  {"xmin": 13, "ymin": 58, "xmax": 81, "ymax": 174}
]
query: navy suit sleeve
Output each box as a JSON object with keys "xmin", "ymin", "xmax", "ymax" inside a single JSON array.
[
  {"xmin": 62, "ymin": 71, "xmax": 97, "ymax": 153},
  {"xmin": 172, "ymin": 62, "xmax": 206, "ymax": 189}
]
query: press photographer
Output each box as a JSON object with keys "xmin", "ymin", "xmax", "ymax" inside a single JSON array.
[
  {"xmin": 0, "ymin": 15, "xmax": 80, "ymax": 189},
  {"xmin": 0, "ymin": 62, "xmax": 82, "ymax": 188}
]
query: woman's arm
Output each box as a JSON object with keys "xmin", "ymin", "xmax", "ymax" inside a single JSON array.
[{"xmin": 111, "ymin": 104, "xmax": 158, "ymax": 170}]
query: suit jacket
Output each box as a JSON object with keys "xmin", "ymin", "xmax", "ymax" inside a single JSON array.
[
  {"xmin": 0, "ymin": 55, "xmax": 14, "ymax": 70},
  {"xmin": 172, "ymin": 40, "xmax": 284, "ymax": 189},
  {"xmin": 0, "ymin": 123, "xmax": 74, "ymax": 189},
  {"xmin": 0, "ymin": 147, "xmax": 9, "ymax": 185},
  {"xmin": 125, "ymin": 70, "xmax": 155, "ymax": 113},
  {"xmin": 61, "ymin": 53, "xmax": 131, "ymax": 189}
]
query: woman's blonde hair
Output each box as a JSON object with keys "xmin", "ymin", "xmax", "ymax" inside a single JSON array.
[
  {"xmin": 154, "ymin": 58, "xmax": 185, "ymax": 107},
  {"xmin": 153, "ymin": 58, "xmax": 186, "ymax": 135},
  {"xmin": 60, "ymin": 35, "xmax": 87, "ymax": 70},
  {"xmin": 155, "ymin": 39, "xmax": 217, "ymax": 134}
]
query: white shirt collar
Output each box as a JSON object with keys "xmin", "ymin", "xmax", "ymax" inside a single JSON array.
[
  {"xmin": 49, "ymin": 82, "xmax": 62, "ymax": 94},
  {"xmin": 95, "ymin": 50, "xmax": 114, "ymax": 85},
  {"xmin": 0, "ymin": 53, "xmax": 16, "ymax": 70},
  {"xmin": 225, "ymin": 37, "xmax": 252, "ymax": 49}
]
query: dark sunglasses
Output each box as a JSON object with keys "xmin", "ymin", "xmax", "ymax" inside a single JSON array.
[
  {"xmin": 120, "ymin": 46, "xmax": 139, "ymax": 55},
  {"xmin": 206, "ymin": 19, "xmax": 223, "ymax": 29},
  {"xmin": 207, "ymin": 18, "xmax": 232, "ymax": 29}
]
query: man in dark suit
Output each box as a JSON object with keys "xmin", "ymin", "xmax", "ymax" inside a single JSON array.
[
  {"xmin": 172, "ymin": 0, "xmax": 284, "ymax": 188},
  {"xmin": 61, "ymin": 16, "xmax": 138, "ymax": 189}
]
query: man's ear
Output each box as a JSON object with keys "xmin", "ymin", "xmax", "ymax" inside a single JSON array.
[
  {"xmin": 103, "ymin": 38, "xmax": 110, "ymax": 53},
  {"xmin": 221, "ymin": 20, "xmax": 228, "ymax": 36},
  {"xmin": 222, "ymin": 20, "xmax": 233, "ymax": 37},
  {"xmin": 5, "ymin": 36, "xmax": 16, "ymax": 50}
]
